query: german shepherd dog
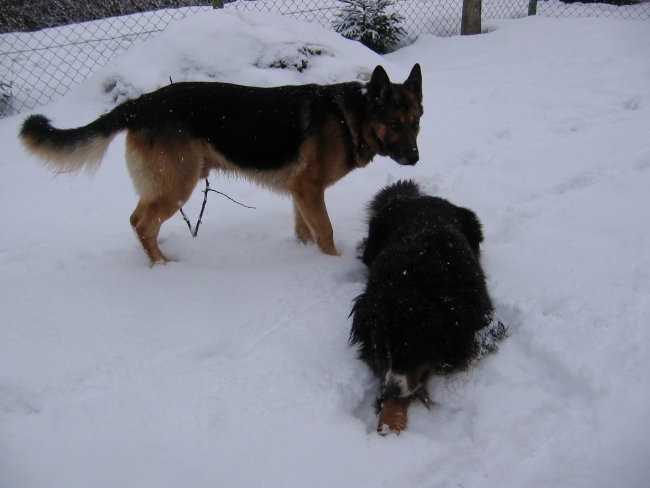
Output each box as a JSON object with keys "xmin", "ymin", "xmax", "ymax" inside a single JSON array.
[
  {"xmin": 350, "ymin": 180, "xmax": 505, "ymax": 434},
  {"xmin": 19, "ymin": 64, "xmax": 423, "ymax": 263}
]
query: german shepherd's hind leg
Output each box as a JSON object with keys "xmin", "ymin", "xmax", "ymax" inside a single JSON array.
[
  {"xmin": 131, "ymin": 197, "xmax": 183, "ymax": 263},
  {"xmin": 125, "ymin": 129, "xmax": 203, "ymax": 263},
  {"xmin": 289, "ymin": 182, "xmax": 338, "ymax": 256}
]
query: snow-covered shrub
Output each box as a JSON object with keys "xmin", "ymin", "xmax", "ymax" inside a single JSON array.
[
  {"xmin": 332, "ymin": 0, "xmax": 405, "ymax": 54},
  {"xmin": 260, "ymin": 44, "xmax": 330, "ymax": 73}
]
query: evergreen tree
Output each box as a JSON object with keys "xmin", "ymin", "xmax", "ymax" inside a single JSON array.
[{"xmin": 332, "ymin": 0, "xmax": 406, "ymax": 54}]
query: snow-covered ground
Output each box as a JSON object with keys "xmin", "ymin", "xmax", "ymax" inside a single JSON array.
[{"xmin": 1, "ymin": 9, "xmax": 649, "ymax": 488}]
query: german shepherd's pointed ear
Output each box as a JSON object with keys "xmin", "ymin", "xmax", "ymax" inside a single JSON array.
[
  {"xmin": 404, "ymin": 63, "xmax": 422, "ymax": 101},
  {"xmin": 369, "ymin": 65, "xmax": 390, "ymax": 88},
  {"xmin": 368, "ymin": 65, "xmax": 392, "ymax": 105}
]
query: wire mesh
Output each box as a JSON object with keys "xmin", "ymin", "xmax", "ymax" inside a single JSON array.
[{"xmin": 0, "ymin": 7, "xmax": 209, "ymax": 117}]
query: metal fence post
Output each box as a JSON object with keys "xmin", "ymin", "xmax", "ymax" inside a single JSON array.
[
  {"xmin": 528, "ymin": 0, "xmax": 538, "ymax": 15},
  {"xmin": 461, "ymin": 0, "xmax": 482, "ymax": 35}
]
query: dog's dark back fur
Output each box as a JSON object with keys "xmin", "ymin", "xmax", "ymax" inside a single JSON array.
[
  {"xmin": 118, "ymin": 82, "xmax": 366, "ymax": 171},
  {"xmin": 21, "ymin": 82, "xmax": 354, "ymax": 171},
  {"xmin": 350, "ymin": 180, "xmax": 495, "ymax": 393}
]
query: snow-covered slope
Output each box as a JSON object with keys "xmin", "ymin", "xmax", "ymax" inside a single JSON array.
[{"xmin": 1, "ymin": 10, "xmax": 649, "ymax": 488}]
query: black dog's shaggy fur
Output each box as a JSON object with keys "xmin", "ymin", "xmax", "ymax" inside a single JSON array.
[{"xmin": 350, "ymin": 180, "xmax": 502, "ymax": 408}]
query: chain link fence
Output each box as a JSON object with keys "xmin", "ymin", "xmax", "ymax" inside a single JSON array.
[
  {"xmin": 534, "ymin": 0, "xmax": 649, "ymax": 18},
  {"xmin": 2, "ymin": 0, "xmax": 649, "ymax": 117},
  {"xmin": 225, "ymin": 0, "xmax": 650, "ymax": 33},
  {"xmin": 229, "ymin": 0, "xmax": 485, "ymax": 37},
  {"xmin": 0, "ymin": 6, "xmax": 211, "ymax": 117}
]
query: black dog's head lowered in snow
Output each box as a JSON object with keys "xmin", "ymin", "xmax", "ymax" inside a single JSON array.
[{"xmin": 350, "ymin": 180, "xmax": 506, "ymax": 419}]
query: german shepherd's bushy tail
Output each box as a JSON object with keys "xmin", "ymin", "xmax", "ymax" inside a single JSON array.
[{"xmin": 19, "ymin": 108, "xmax": 129, "ymax": 174}]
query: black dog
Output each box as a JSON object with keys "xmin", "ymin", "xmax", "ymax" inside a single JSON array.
[{"xmin": 350, "ymin": 180, "xmax": 504, "ymax": 431}]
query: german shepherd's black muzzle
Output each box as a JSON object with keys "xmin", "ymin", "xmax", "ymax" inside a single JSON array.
[
  {"xmin": 388, "ymin": 144, "xmax": 419, "ymax": 166},
  {"xmin": 402, "ymin": 146, "xmax": 419, "ymax": 165}
]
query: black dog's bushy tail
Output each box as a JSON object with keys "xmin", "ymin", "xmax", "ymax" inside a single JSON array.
[
  {"xmin": 367, "ymin": 179, "xmax": 422, "ymax": 219},
  {"xmin": 19, "ymin": 105, "xmax": 131, "ymax": 174}
]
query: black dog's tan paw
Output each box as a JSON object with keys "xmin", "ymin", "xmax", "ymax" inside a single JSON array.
[{"xmin": 377, "ymin": 396, "xmax": 410, "ymax": 435}]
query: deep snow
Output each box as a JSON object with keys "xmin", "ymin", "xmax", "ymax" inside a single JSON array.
[{"xmin": 1, "ymin": 9, "xmax": 649, "ymax": 488}]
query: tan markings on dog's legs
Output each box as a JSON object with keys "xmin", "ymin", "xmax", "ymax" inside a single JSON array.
[
  {"xmin": 125, "ymin": 130, "xmax": 203, "ymax": 263},
  {"xmin": 129, "ymin": 200, "xmax": 146, "ymax": 229},
  {"xmin": 290, "ymin": 182, "xmax": 338, "ymax": 256},
  {"xmin": 287, "ymin": 119, "xmax": 353, "ymax": 256},
  {"xmin": 293, "ymin": 201, "xmax": 314, "ymax": 244},
  {"xmin": 131, "ymin": 198, "xmax": 179, "ymax": 263}
]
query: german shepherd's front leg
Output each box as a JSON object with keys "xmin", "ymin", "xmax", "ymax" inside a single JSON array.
[
  {"xmin": 290, "ymin": 183, "xmax": 339, "ymax": 256},
  {"xmin": 293, "ymin": 202, "xmax": 315, "ymax": 245}
]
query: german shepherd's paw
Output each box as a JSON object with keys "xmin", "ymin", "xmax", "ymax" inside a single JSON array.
[
  {"xmin": 148, "ymin": 256, "xmax": 178, "ymax": 267},
  {"xmin": 319, "ymin": 243, "xmax": 340, "ymax": 256},
  {"xmin": 295, "ymin": 226, "xmax": 340, "ymax": 255},
  {"xmin": 295, "ymin": 225, "xmax": 315, "ymax": 245}
]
